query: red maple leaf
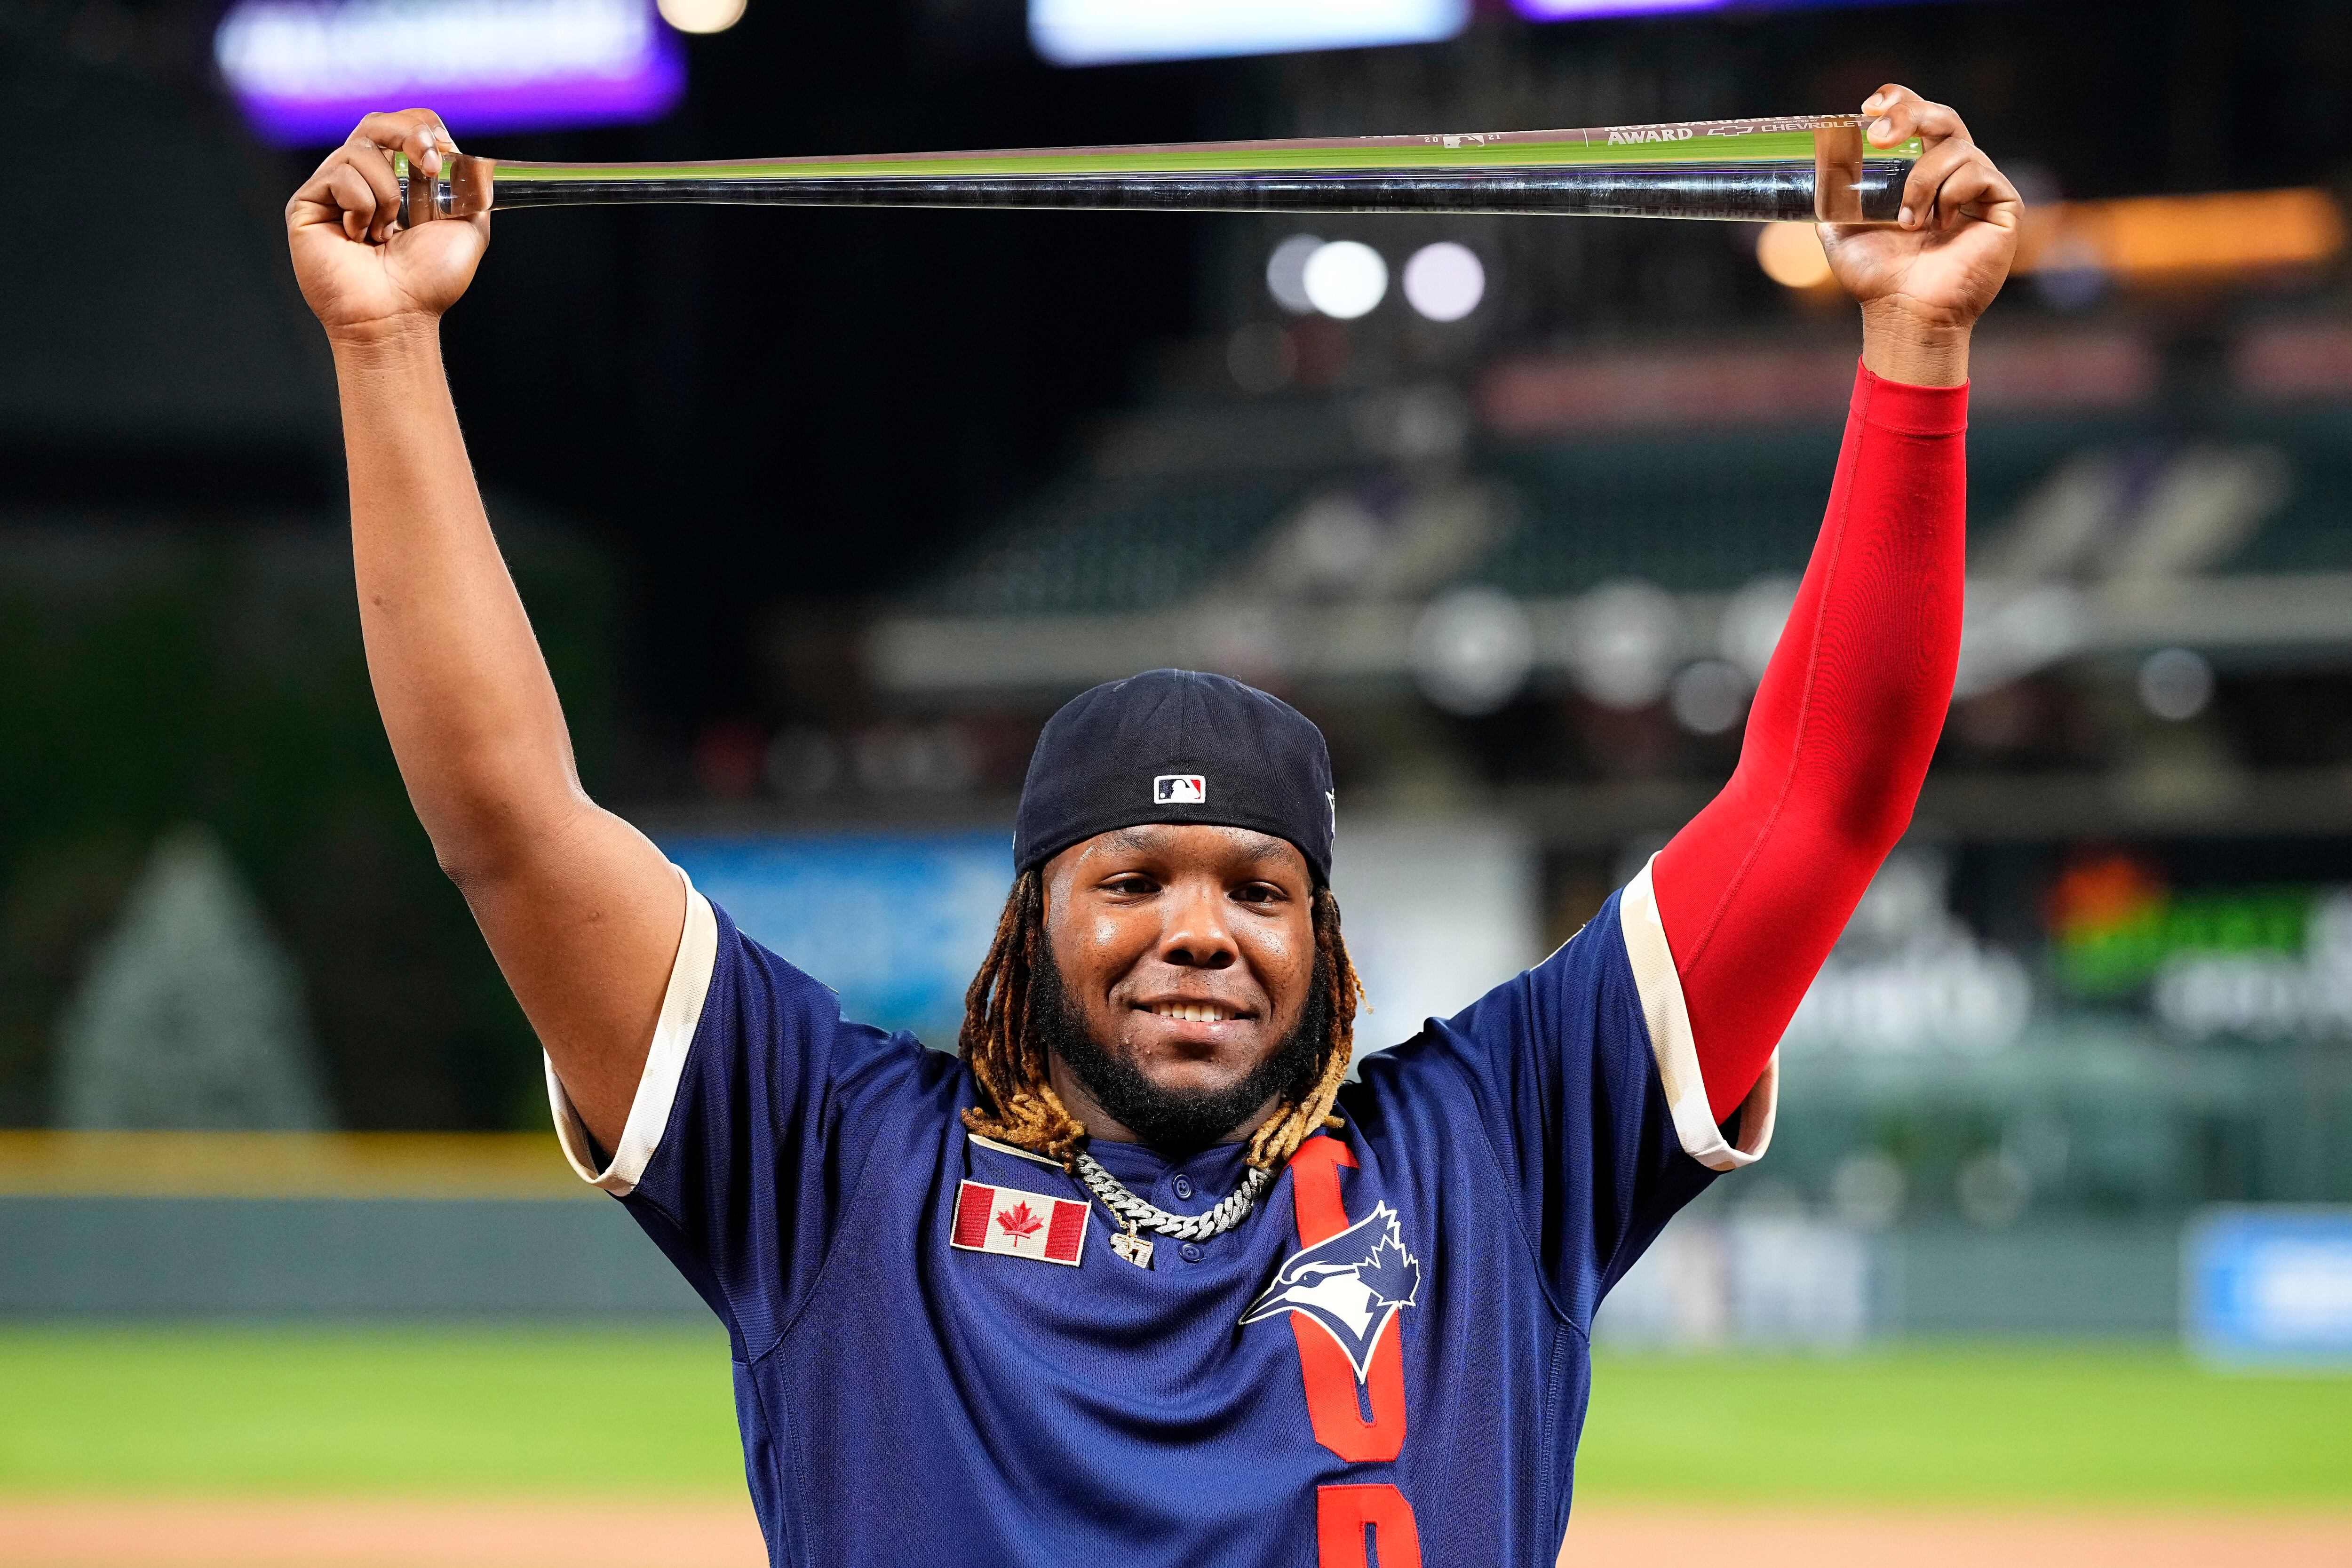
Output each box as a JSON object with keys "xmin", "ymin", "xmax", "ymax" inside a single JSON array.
[{"xmin": 996, "ymin": 1201, "xmax": 1045, "ymax": 1239}]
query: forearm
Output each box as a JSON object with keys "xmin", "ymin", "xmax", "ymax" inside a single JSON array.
[
  {"xmin": 334, "ymin": 322, "xmax": 584, "ymax": 881},
  {"xmin": 1653, "ymin": 348, "xmax": 1970, "ymax": 1119}
]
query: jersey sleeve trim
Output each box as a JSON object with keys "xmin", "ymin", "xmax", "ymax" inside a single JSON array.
[
  {"xmin": 1618, "ymin": 856, "xmax": 1778, "ymax": 1172},
  {"xmin": 546, "ymin": 865, "xmax": 721, "ymax": 1197}
]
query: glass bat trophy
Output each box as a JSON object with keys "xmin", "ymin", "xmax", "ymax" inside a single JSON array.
[{"xmin": 394, "ymin": 114, "xmax": 1921, "ymax": 227}]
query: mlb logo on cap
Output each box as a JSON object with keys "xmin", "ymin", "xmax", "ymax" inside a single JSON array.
[{"xmin": 1154, "ymin": 774, "xmax": 1207, "ymax": 804}]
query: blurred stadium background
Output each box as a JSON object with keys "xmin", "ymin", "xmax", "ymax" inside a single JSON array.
[{"xmin": 5, "ymin": 0, "xmax": 2352, "ymax": 1561}]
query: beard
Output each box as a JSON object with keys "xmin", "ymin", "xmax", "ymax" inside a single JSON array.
[{"xmin": 1033, "ymin": 947, "xmax": 1330, "ymax": 1159}]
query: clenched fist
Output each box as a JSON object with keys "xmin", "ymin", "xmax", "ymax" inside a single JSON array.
[
  {"xmin": 1823, "ymin": 85, "xmax": 2020, "ymax": 336},
  {"xmin": 287, "ymin": 109, "xmax": 489, "ymax": 341}
]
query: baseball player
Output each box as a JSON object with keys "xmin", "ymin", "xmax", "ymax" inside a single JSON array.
[{"xmin": 287, "ymin": 85, "xmax": 2016, "ymax": 1567}]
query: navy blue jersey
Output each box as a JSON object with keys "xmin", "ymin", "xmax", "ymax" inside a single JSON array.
[{"xmin": 549, "ymin": 864, "xmax": 1774, "ymax": 1568}]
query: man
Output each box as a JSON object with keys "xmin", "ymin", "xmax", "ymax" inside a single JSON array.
[{"xmin": 287, "ymin": 86, "xmax": 2014, "ymax": 1566}]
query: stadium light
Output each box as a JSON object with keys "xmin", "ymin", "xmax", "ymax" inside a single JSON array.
[
  {"xmin": 1756, "ymin": 221, "xmax": 1832, "ymax": 289},
  {"xmin": 1402, "ymin": 242, "xmax": 1485, "ymax": 321},
  {"xmin": 1301, "ymin": 240, "xmax": 1388, "ymax": 320},
  {"xmin": 658, "ymin": 0, "xmax": 743, "ymax": 32},
  {"xmin": 1565, "ymin": 581, "xmax": 1683, "ymax": 709},
  {"xmin": 1669, "ymin": 660, "xmax": 1749, "ymax": 735},
  {"xmin": 1266, "ymin": 235, "xmax": 1324, "ymax": 315},
  {"xmin": 1412, "ymin": 588, "xmax": 1533, "ymax": 716},
  {"xmin": 2138, "ymin": 647, "xmax": 2215, "ymax": 721}
]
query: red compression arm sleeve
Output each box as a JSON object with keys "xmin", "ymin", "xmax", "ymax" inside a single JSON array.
[{"xmin": 1652, "ymin": 362, "xmax": 1969, "ymax": 1121}]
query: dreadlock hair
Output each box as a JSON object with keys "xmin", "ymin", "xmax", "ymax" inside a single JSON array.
[{"xmin": 958, "ymin": 868, "xmax": 1363, "ymax": 1172}]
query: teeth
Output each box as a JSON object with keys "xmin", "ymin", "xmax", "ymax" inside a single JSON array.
[{"xmin": 1153, "ymin": 1003, "xmax": 1229, "ymax": 1022}]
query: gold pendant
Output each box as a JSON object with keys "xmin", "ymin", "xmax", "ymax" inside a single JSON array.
[{"xmin": 1111, "ymin": 1226, "xmax": 1153, "ymax": 1269}]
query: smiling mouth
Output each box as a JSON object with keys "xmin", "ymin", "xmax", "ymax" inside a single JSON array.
[{"xmin": 1141, "ymin": 1002, "xmax": 1244, "ymax": 1023}]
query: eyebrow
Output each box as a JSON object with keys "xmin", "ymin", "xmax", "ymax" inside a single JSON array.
[{"xmin": 1102, "ymin": 826, "xmax": 1294, "ymax": 865}]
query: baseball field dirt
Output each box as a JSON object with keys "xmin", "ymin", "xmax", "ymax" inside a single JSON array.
[{"xmin": 3, "ymin": 1499, "xmax": 2349, "ymax": 1567}]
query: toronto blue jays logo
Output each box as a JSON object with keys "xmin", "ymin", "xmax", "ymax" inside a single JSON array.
[{"xmin": 1240, "ymin": 1204, "xmax": 1421, "ymax": 1382}]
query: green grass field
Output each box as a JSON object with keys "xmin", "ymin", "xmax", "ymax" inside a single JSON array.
[
  {"xmin": 0, "ymin": 1327, "xmax": 742, "ymax": 1495},
  {"xmin": 1577, "ymin": 1347, "xmax": 2352, "ymax": 1505},
  {"xmin": 1, "ymin": 1329, "xmax": 2346, "ymax": 1505}
]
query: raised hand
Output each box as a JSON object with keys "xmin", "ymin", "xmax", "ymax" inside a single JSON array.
[
  {"xmin": 286, "ymin": 110, "xmax": 489, "ymax": 341},
  {"xmin": 1823, "ymin": 85, "xmax": 2019, "ymax": 342}
]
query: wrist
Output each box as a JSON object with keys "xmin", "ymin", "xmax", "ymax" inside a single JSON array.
[
  {"xmin": 326, "ymin": 313, "xmax": 443, "ymax": 365},
  {"xmin": 1859, "ymin": 300, "xmax": 1972, "ymax": 388}
]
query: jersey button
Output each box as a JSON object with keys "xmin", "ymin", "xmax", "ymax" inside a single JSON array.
[
  {"xmin": 1179, "ymin": 1242, "xmax": 1205, "ymax": 1264},
  {"xmin": 1172, "ymin": 1175, "xmax": 1195, "ymax": 1201}
]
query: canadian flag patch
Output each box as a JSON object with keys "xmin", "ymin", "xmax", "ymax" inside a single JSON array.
[{"xmin": 951, "ymin": 1179, "xmax": 1089, "ymax": 1266}]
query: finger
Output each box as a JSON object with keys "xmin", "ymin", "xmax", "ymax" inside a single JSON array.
[
  {"xmin": 288, "ymin": 153, "xmax": 377, "ymax": 237},
  {"xmin": 339, "ymin": 140, "xmax": 403, "ymax": 243},
  {"xmin": 390, "ymin": 109, "xmax": 456, "ymax": 181},
  {"xmin": 350, "ymin": 108, "xmax": 456, "ymax": 175},
  {"xmin": 1897, "ymin": 135, "xmax": 1977, "ymax": 229},
  {"xmin": 1924, "ymin": 154, "xmax": 2022, "ymax": 232},
  {"xmin": 326, "ymin": 163, "xmax": 380, "ymax": 242},
  {"xmin": 1862, "ymin": 84, "xmax": 1970, "ymax": 153},
  {"xmin": 397, "ymin": 107, "xmax": 458, "ymax": 165}
]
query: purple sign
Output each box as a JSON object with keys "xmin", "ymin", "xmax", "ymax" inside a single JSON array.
[
  {"xmin": 1511, "ymin": 0, "xmax": 1934, "ymax": 17},
  {"xmin": 216, "ymin": 0, "xmax": 685, "ymax": 146},
  {"xmin": 1509, "ymin": 0, "xmax": 1720, "ymax": 15}
]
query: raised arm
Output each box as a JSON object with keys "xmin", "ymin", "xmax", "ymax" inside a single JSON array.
[
  {"xmin": 1653, "ymin": 87, "xmax": 2020, "ymax": 1120},
  {"xmin": 287, "ymin": 111, "xmax": 682, "ymax": 1151}
]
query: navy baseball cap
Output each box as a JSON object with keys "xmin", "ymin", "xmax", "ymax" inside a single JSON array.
[{"xmin": 1013, "ymin": 669, "xmax": 1336, "ymax": 884}]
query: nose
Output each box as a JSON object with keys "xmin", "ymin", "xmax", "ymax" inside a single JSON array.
[{"xmin": 1158, "ymin": 879, "xmax": 1236, "ymax": 971}]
